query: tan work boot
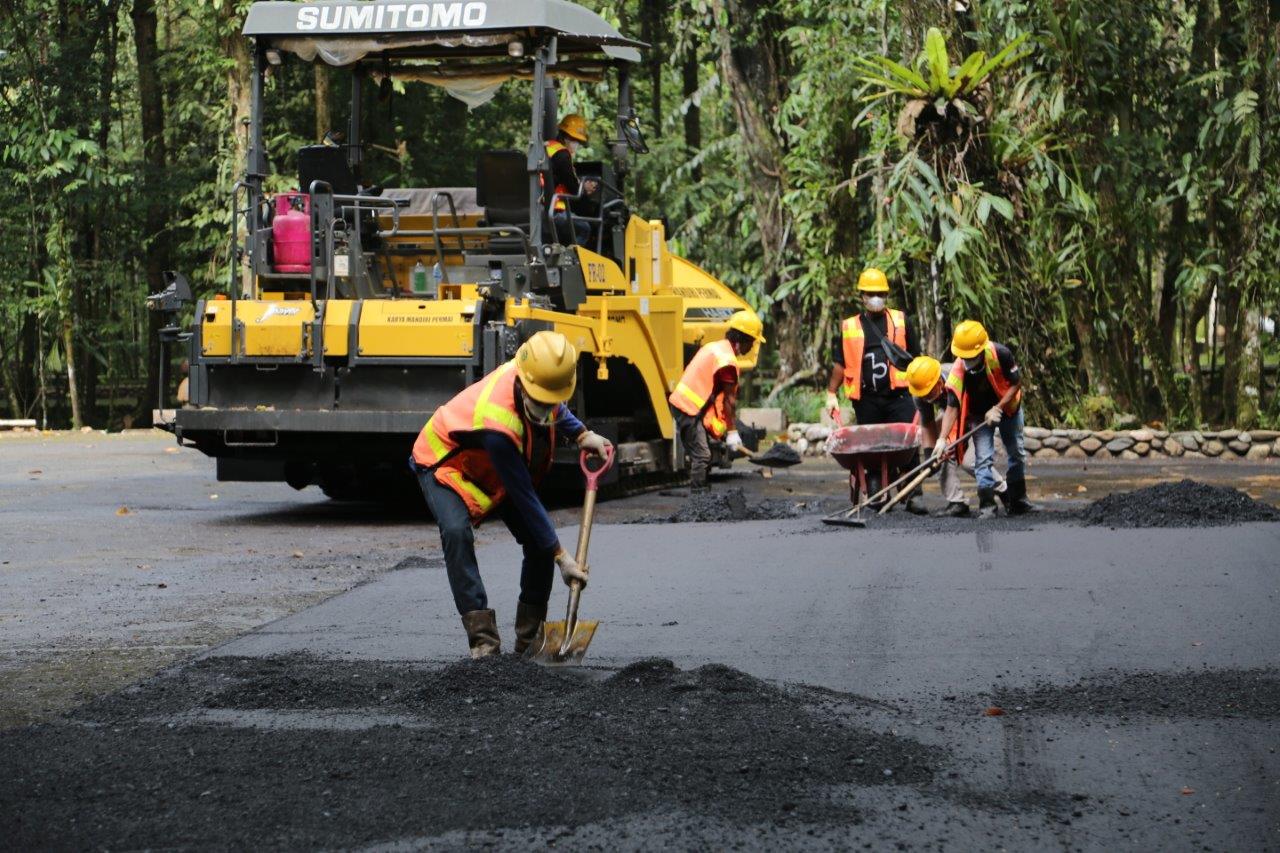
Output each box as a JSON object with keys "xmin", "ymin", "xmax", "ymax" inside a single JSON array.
[
  {"xmin": 460, "ymin": 609, "xmax": 501, "ymax": 658},
  {"xmin": 513, "ymin": 600, "xmax": 547, "ymax": 656}
]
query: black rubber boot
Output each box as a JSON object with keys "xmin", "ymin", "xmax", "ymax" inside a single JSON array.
[
  {"xmin": 938, "ymin": 501, "xmax": 970, "ymax": 517},
  {"xmin": 977, "ymin": 487, "xmax": 999, "ymax": 519},
  {"xmin": 690, "ymin": 469, "xmax": 709, "ymax": 492},
  {"xmin": 1006, "ymin": 476, "xmax": 1039, "ymax": 515},
  {"xmin": 904, "ymin": 490, "xmax": 928, "ymax": 515},
  {"xmin": 513, "ymin": 600, "xmax": 546, "ymax": 656},
  {"xmin": 460, "ymin": 609, "xmax": 501, "ymax": 658}
]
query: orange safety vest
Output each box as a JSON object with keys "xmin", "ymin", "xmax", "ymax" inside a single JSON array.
[
  {"xmin": 840, "ymin": 309, "xmax": 909, "ymax": 400},
  {"xmin": 543, "ymin": 140, "xmax": 570, "ymax": 212},
  {"xmin": 943, "ymin": 341, "xmax": 1022, "ymax": 461},
  {"xmin": 669, "ymin": 338, "xmax": 739, "ymax": 439},
  {"xmin": 411, "ymin": 361, "xmax": 556, "ymax": 521}
]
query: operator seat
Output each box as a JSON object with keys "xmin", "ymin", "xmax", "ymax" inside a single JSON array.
[
  {"xmin": 298, "ymin": 145, "xmax": 359, "ymax": 195},
  {"xmin": 476, "ymin": 150, "xmax": 550, "ymax": 254}
]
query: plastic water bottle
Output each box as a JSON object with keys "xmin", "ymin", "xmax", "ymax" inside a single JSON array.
[
  {"xmin": 411, "ymin": 261, "xmax": 427, "ymax": 295},
  {"xmin": 430, "ymin": 262, "xmax": 443, "ymax": 298}
]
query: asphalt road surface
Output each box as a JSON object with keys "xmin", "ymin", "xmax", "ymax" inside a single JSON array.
[{"xmin": 2, "ymin": 430, "xmax": 1278, "ymax": 850}]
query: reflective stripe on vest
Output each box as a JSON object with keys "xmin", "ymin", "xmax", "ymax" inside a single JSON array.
[
  {"xmin": 410, "ymin": 361, "xmax": 552, "ymax": 521},
  {"xmin": 544, "ymin": 140, "xmax": 570, "ymax": 212},
  {"xmin": 669, "ymin": 339, "xmax": 739, "ymax": 423},
  {"xmin": 840, "ymin": 309, "xmax": 909, "ymax": 400}
]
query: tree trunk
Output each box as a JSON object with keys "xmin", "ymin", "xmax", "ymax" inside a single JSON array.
[
  {"xmin": 708, "ymin": 0, "xmax": 799, "ymax": 376},
  {"xmin": 134, "ymin": 0, "xmax": 169, "ymax": 421},
  {"xmin": 220, "ymin": 0, "xmax": 254, "ymax": 292},
  {"xmin": 315, "ymin": 63, "xmax": 331, "ymax": 142},
  {"xmin": 61, "ymin": 313, "xmax": 82, "ymax": 429},
  {"xmin": 681, "ymin": 31, "xmax": 701, "ymax": 182}
]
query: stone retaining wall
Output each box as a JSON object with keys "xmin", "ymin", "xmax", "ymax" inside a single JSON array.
[{"xmin": 778, "ymin": 423, "xmax": 1280, "ymax": 461}]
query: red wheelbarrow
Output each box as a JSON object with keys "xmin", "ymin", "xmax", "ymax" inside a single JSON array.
[{"xmin": 822, "ymin": 422, "xmax": 922, "ymax": 527}]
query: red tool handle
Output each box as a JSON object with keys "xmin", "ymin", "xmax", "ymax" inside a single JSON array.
[{"xmin": 579, "ymin": 445, "xmax": 615, "ymax": 491}]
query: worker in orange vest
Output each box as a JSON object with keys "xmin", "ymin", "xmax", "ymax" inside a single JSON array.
[
  {"xmin": 410, "ymin": 331, "xmax": 612, "ymax": 658},
  {"xmin": 825, "ymin": 267, "xmax": 925, "ymax": 513},
  {"xmin": 544, "ymin": 113, "xmax": 599, "ymax": 246},
  {"xmin": 933, "ymin": 321, "xmax": 1036, "ymax": 518},
  {"xmin": 906, "ymin": 355, "xmax": 1007, "ymax": 517},
  {"xmin": 669, "ymin": 310, "xmax": 764, "ymax": 490}
]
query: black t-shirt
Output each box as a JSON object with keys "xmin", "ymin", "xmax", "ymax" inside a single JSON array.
[
  {"xmin": 833, "ymin": 312, "xmax": 919, "ymax": 396},
  {"xmin": 945, "ymin": 343, "xmax": 1021, "ymax": 419}
]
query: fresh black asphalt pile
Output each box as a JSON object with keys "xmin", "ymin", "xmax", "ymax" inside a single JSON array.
[
  {"xmin": 750, "ymin": 442, "xmax": 802, "ymax": 467},
  {"xmin": 0, "ymin": 654, "xmax": 941, "ymax": 849},
  {"xmin": 1081, "ymin": 478, "xmax": 1280, "ymax": 527},
  {"xmin": 655, "ymin": 487, "xmax": 807, "ymax": 523}
]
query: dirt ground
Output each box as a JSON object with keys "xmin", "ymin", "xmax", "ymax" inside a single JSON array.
[{"xmin": 1, "ymin": 430, "xmax": 1278, "ymax": 849}]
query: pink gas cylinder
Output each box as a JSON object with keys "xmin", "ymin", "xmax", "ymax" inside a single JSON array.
[{"xmin": 271, "ymin": 192, "xmax": 312, "ymax": 273}]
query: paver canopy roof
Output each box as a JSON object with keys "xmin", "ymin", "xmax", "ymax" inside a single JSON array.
[{"xmin": 243, "ymin": 0, "xmax": 642, "ymax": 60}]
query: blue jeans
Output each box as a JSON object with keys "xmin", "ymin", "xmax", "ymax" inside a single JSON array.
[
  {"xmin": 971, "ymin": 407, "xmax": 1026, "ymax": 490},
  {"xmin": 417, "ymin": 469, "xmax": 556, "ymax": 615}
]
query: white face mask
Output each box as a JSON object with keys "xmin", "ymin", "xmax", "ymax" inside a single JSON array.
[
  {"xmin": 523, "ymin": 396, "xmax": 557, "ymax": 426},
  {"xmin": 567, "ymin": 140, "xmax": 581, "ymax": 156},
  {"xmin": 963, "ymin": 356, "xmax": 983, "ymax": 372},
  {"xmin": 864, "ymin": 295, "xmax": 886, "ymax": 312}
]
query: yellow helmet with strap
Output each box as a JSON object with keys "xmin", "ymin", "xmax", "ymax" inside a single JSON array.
[
  {"xmin": 951, "ymin": 320, "xmax": 989, "ymax": 359},
  {"xmin": 727, "ymin": 309, "xmax": 765, "ymax": 343},
  {"xmin": 557, "ymin": 114, "xmax": 589, "ymax": 143},
  {"xmin": 516, "ymin": 331, "xmax": 578, "ymax": 403},
  {"xmin": 906, "ymin": 356, "xmax": 943, "ymax": 398}
]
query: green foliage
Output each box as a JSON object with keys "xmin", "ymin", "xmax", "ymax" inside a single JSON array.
[{"xmin": 1, "ymin": 0, "xmax": 1276, "ymax": 430}]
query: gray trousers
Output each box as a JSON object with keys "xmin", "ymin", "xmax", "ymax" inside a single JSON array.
[{"xmin": 673, "ymin": 408, "xmax": 711, "ymax": 483}]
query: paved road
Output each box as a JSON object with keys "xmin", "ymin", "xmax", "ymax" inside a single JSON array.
[{"xmin": 2, "ymin": 431, "xmax": 1278, "ymax": 849}]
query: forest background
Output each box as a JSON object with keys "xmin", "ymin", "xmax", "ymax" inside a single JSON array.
[{"xmin": 2, "ymin": 0, "xmax": 1277, "ymax": 430}]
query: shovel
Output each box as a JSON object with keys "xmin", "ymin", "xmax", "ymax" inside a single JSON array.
[{"xmin": 529, "ymin": 445, "xmax": 614, "ymax": 665}]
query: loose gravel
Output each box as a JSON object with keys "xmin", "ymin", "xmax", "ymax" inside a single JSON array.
[
  {"xmin": 1081, "ymin": 479, "xmax": 1280, "ymax": 527},
  {"xmin": 633, "ymin": 487, "xmax": 809, "ymax": 523},
  {"xmin": 992, "ymin": 667, "xmax": 1280, "ymax": 719}
]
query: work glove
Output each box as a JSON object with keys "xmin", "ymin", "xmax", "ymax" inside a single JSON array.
[
  {"xmin": 984, "ymin": 406, "xmax": 1003, "ymax": 427},
  {"xmin": 577, "ymin": 430, "xmax": 612, "ymax": 458},
  {"xmin": 930, "ymin": 441, "xmax": 947, "ymax": 462},
  {"xmin": 555, "ymin": 547, "xmax": 588, "ymax": 589},
  {"xmin": 725, "ymin": 430, "xmax": 744, "ymax": 453},
  {"xmin": 825, "ymin": 392, "xmax": 841, "ymax": 423}
]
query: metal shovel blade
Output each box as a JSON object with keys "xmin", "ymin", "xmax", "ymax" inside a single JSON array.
[
  {"xmin": 528, "ymin": 619, "xmax": 599, "ymax": 664},
  {"xmin": 821, "ymin": 512, "xmax": 867, "ymax": 528}
]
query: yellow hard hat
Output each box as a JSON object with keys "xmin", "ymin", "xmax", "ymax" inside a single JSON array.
[
  {"xmin": 557, "ymin": 113, "xmax": 589, "ymax": 143},
  {"xmin": 516, "ymin": 331, "xmax": 578, "ymax": 404},
  {"xmin": 857, "ymin": 267, "xmax": 890, "ymax": 293},
  {"xmin": 727, "ymin": 309, "xmax": 765, "ymax": 343},
  {"xmin": 906, "ymin": 356, "xmax": 943, "ymax": 398},
  {"xmin": 951, "ymin": 320, "xmax": 990, "ymax": 359}
]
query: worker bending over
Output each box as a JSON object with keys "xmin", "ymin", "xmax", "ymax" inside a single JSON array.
[
  {"xmin": 825, "ymin": 267, "xmax": 925, "ymax": 514},
  {"xmin": 411, "ymin": 332, "xmax": 612, "ymax": 657},
  {"xmin": 906, "ymin": 355, "xmax": 1006, "ymax": 517},
  {"xmin": 934, "ymin": 321, "xmax": 1036, "ymax": 518},
  {"xmin": 669, "ymin": 310, "xmax": 764, "ymax": 491},
  {"xmin": 545, "ymin": 113, "xmax": 599, "ymax": 246}
]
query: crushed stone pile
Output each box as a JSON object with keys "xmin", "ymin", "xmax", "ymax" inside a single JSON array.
[
  {"xmin": 664, "ymin": 487, "xmax": 807, "ymax": 523},
  {"xmin": 0, "ymin": 654, "xmax": 942, "ymax": 849},
  {"xmin": 1080, "ymin": 478, "xmax": 1280, "ymax": 527}
]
